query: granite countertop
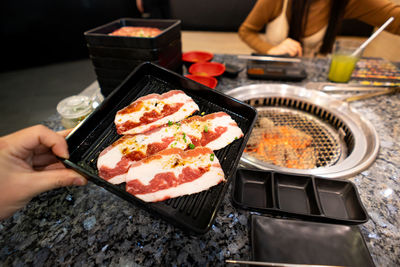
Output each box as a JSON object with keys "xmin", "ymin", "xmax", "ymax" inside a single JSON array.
[{"xmin": 1, "ymin": 55, "xmax": 399, "ymax": 266}]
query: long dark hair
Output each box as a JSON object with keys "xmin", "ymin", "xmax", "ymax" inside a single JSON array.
[{"xmin": 288, "ymin": 0, "xmax": 350, "ymax": 54}]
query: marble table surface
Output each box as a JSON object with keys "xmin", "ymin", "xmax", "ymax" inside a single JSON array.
[{"xmin": 1, "ymin": 55, "xmax": 399, "ymax": 266}]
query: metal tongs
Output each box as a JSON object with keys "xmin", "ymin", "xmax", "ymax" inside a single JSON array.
[
  {"xmin": 305, "ymin": 82, "xmax": 400, "ymax": 102},
  {"xmin": 226, "ymin": 259, "xmax": 345, "ymax": 267}
]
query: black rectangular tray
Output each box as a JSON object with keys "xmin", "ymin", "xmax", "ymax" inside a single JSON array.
[
  {"xmin": 87, "ymin": 39, "xmax": 181, "ymax": 61},
  {"xmin": 84, "ymin": 18, "xmax": 181, "ymax": 49},
  {"xmin": 251, "ymin": 215, "xmax": 375, "ymax": 267},
  {"xmin": 94, "ymin": 67, "xmax": 132, "ymax": 80},
  {"xmin": 246, "ymin": 60, "xmax": 307, "ymax": 81},
  {"xmin": 63, "ymin": 62, "xmax": 257, "ymax": 234},
  {"xmin": 96, "ymin": 65, "xmax": 183, "ymax": 97},
  {"xmin": 232, "ymin": 168, "xmax": 368, "ymax": 224},
  {"xmin": 93, "ymin": 56, "xmax": 182, "ymax": 79},
  {"xmin": 90, "ymin": 56, "xmax": 160, "ymax": 69}
]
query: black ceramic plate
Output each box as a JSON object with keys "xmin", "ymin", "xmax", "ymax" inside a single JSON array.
[
  {"xmin": 232, "ymin": 169, "xmax": 368, "ymax": 224},
  {"xmin": 63, "ymin": 62, "xmax": 257, "ymax": 234},
  {"xmin": 251, "ymin": 215, "xmax": 375, "ymax": 267}
]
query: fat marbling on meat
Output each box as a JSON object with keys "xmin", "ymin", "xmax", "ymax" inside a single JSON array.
[
  {"xmin": 97, "ymin": 112, "xmax": 243, "ymax": 184},
  {"xmin": 114, "ymin": 90, "xmax": 199, "ymax": 135},
  {"xmin": 125, "ymin": 147, "xmax": 225, "ymax": 202}
]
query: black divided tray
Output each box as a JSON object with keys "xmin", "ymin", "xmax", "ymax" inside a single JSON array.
[
  {"xmin": 84, "ymin": 18, "xmax": 181, "ymax": 49},
  {"xmin": 232, "ymin": 169, "xmax": 368, "ymax": 224},
  {"xmin": 63, "ymin": 62, "xmax": 257, "ymax": 234}
]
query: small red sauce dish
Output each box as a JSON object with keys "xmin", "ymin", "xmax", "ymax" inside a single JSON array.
[
  {"xmin": 182, "ymin": 51, "xmax": 214, "ymax": 64},
  {"xmin": 185, "ymin": 74, "xmax": 218, "ymax": 89},
  {"xmin": 189, "ymin": 62, "xmax": 226, "ymax": 77}
]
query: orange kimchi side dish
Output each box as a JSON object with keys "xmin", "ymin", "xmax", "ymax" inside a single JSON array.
[
  {"xmin": 109, "ymin": 26, "xmax": 162, "ymax": 38},
  {"xmin": 245, "ymin": 118, "xmax": 317, "ymax": 169}
]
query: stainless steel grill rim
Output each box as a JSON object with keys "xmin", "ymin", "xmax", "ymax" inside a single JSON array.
[{"xmin": 225, "ymin": 84, "xmax": 380, "ymax": 179}]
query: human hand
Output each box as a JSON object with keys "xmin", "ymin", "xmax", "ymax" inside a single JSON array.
[
  {"xmin": 0, "ymin": 125, "xmax": 87, "ymax": 220},
  {"xmin": 268, "ymin": 38, "xmax": 303, "ymax": 57}
]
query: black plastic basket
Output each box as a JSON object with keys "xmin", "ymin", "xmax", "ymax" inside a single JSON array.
[{"xmin": 63, "ymin": 62, "xmax": 257, "ymax": 234}]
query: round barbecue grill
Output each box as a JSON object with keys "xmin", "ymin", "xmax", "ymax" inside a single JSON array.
[{"xmin": 226, "ymin": 84, "xmax": 380, "ymax": 179}]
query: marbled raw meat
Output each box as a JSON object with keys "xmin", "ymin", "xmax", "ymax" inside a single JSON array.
[
  {"xmin": 115, "ymin": 90, "xmax": 199, "ymax": 135},
  {"xmin": 126, "ymin": 147, "xmax": 225, "ymax": 202},
  {"xmin": 97, "ymin": 112, "xmax": 243, "ymax": 184}
]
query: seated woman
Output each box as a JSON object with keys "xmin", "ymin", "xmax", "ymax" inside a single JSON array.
[{"xmin": 238, "ymin": 0, "xmax": 400, "ymax": 57}]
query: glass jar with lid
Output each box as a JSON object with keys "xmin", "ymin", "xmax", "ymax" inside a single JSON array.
[{"xmin": 57, "ymin": 95, "xmax": 93, "ymax": 129}]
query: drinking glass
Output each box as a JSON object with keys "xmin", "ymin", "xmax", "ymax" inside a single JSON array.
[{"xmin": 328, "ymin": 42, "xmax": 362, "ymax": 83}]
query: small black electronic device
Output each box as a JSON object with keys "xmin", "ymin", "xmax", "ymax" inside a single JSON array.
[
  {"xmin": 246, "ymin": 60, "xmax": 307, "ymax": 81},
  {"xmin": 223, "ymin": 63, "xmax": 244, "ymax": 78}
]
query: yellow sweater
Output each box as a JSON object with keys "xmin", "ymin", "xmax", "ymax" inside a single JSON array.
[{"xmin": 239, "ymin": 0, "xmax": 400, "ymax": 53}]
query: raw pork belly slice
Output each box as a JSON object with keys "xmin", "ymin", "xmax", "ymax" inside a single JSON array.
[
  {"xmin": 180, "ymin": 112, "xmax": 244, "ymax": 150},
  {"xmin": 97, "ymin": 125, "xmax": 191, "ymax": 184},
  {"xmin": 97, "ymin": 112, "xmax": 243, "ymax": 184},
  {"xmin": 126, "ymin": 147, "xmax": 225, "ymax": 202},
  {"xmin": 115, "ymin": 90, "xmax": 199, "ymax": 135}
]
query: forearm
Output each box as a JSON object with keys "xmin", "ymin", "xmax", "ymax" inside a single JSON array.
[
  {"xmin": 345, "ymin": 0, "xmax": 400, "ymax": 35},
  {"xmin": 238, "ymin": 0, "xmax": 281, "ymax": 53},
  {"xmin": 238, "ymin": 24, "xmax": 274, "ymax": 53}
]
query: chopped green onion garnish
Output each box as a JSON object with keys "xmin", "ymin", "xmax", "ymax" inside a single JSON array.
[
  {"xmin": 204, "ymin": 125, "xmax": 208, "ymax": 133},
  {"xmin": 210, "ymin": 154, "xmax": 215, "ymax": 161},
  {"xmin": 234, "ymin": 137, "xmax": 238, "ymax": 140},
  {"xmin": 168, "ymin": 121, "xmax": 173, "ymax": 126},
  {"xmin": 189, "ymin": 143, "xmax": 195, "ymax": 149},
  {"xmin": 183, "ymin": 133, "xmax": 187, "ymax": 143}
]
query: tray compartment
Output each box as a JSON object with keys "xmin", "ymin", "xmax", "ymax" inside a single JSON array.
[
  {"xmin": 274, "ymin": 173, "xmax": 321, "ymax": 215},
  {"xmin": 64, "ymin": 63, "xmax": 257, "ymax": 234},
  {"xmin": 315, "ymin": 179, "xmax": 368, "ymax": 221},
  {"xmin": 233, "ymin": 169, "xmax": 274, "ymax": 209}
]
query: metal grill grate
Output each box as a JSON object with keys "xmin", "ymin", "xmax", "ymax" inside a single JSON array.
[{"xmin": 246, "ymin": 107, "xmax": 343, "ymax": 169}]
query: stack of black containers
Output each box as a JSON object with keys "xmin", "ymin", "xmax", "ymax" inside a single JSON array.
[{"xmin": 84, "ymin": 18, "xmax": 182, "ymax": 96}]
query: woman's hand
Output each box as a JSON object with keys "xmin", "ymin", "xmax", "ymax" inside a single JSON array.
[
  {"xmin": 268, "ymin": 38, "xmax": 303, "ymax": 57},
  {"xmin": 0, "ymin": 125, "xmax": 87, "ymax": 220}
]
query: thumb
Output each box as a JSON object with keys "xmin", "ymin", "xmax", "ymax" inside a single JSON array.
[{"xmin": 30, "ymin": 169, "xmax": 87, "ymax": 195}]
